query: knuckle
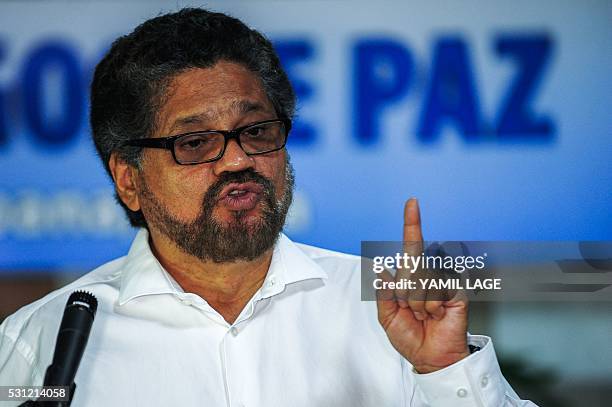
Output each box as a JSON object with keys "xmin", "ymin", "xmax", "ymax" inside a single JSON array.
[
  {"xmin": 424, "ymin": 300, "xmax": 441, "ymax": 313},
  {"xmin": 408, "ymin": 300, "xmax": 425, "ymax": 311}
]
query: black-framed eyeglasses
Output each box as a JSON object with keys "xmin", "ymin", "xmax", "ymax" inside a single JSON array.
[{"xmin": 123, "ymin": 118, "xmax": 291, "ymax": 165}]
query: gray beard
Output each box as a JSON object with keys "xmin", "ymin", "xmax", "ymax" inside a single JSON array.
[{"xmin": 139, "ymin": 158, "xmax": 294, "ymax": 263}]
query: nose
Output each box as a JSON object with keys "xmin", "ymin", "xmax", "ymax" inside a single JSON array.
[{"xmin": 212, "ymin": 139, "xmax": 255, "ymax": 176}]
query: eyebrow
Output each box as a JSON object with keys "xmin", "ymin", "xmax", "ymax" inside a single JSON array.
[{"xmin": 168, "ymin": 100, "xmax": 271, "ymax": 133}]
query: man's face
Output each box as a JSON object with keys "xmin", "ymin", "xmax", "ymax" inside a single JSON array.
[{"xmin": 133, "ymin": 61, "xmax": 294, "ymax": 262}]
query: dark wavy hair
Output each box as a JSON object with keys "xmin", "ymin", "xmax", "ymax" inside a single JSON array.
[{"xmin": 90, "ymin": 8, "xmax": 295, "ymax": 228}]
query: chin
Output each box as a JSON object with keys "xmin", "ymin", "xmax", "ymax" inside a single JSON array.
[{"xmin": 217, "ymin": 207, "xmax": 263, "ymax": 227}]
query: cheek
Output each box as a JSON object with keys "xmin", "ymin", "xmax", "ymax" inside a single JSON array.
[
  {"xmin": 257, "ymin": 154, "xmax": 287, "ymax": 197},
  {"xmin": 173, "ymin": 170, "xmax": 215, "ymax": 217},
  {"xmin": 141, "ymin": 158, "xmax": 214, "ymax": 220}
]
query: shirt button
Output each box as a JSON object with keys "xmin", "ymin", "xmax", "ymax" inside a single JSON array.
[
  {"xmin": 268, "ymin": 277, "xmax": 276, "ymax": 287},
  {"xmin": 456, "ymin": 387, "xmax": 468, "ymax": 398},
  {"xmin": 230, "ymin": 327, "xmax": 239, "ymax": 336},
  {"xmin": 181, "ymin": 298, "xmax": 193, "ymax": 306},
  {"xmin": 480, "ymin": 375, "xmax": 489, "ymax": 387}
]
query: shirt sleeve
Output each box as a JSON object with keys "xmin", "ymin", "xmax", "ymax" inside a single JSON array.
[
  {"xmin": 0, "ymin": 328, "xmax": 38, "ymax": 386},
  {"xmin": 0, "ymin": 324, "xmax": 41, "ymax": 407},
  {"xmin": 405, "ymin": 335, "xmax": 539, "ymax": 406}
]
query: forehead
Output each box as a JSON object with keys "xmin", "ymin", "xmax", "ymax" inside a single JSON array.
[{"xmin": 156, "ymin": 61, "xmax": 276, "ymax": 135}]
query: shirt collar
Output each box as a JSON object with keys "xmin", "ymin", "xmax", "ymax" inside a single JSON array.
[
  {"xmin": 117, "ymin": 228, "xmax": 182, "ymax": 306},
  {"xmin": 259, "ymin": 233, "xmax": 328, "ymax": 298},
  {"xmin": 117, "ymin": 229, "xmax": 328, "ymax": 306}
]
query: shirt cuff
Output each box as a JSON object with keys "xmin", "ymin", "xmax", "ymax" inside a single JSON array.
[{"xmin": 408, "ymin": 335, "xmax": 506, "ymax": 407}]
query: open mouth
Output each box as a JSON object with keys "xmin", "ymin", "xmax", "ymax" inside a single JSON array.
[{"xmin": 217, "ymin": 182, "xmax": 265, "ymax": 211}]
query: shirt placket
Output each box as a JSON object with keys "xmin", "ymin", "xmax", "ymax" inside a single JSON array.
[{"xmin": 219, "ymin": 294, "xmax": 269, "ymax": 407}]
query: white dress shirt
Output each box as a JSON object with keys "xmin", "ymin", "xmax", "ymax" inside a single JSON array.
[{"xmin": 0, "ymin": 229, "xmax": 536, "ymax": 406}]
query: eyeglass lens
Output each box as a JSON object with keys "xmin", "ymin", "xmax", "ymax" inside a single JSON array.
[{"xmin": 174, "ymin": 121, "xmax": 286, "ymax": 164}]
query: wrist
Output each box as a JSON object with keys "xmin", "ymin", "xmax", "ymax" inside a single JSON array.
[{"xmin": 413, "ymin": 348, "xmax": 471, "ymax": 374}]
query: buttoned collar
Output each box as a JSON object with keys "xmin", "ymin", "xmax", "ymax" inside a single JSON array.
[{"xmin": 117, "ymin": 228, "xmax": 328, "ymax": 306}]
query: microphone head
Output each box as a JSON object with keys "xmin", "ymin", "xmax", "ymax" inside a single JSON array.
[{"xmin": 67, "ymin": 290, "xmax": 98, "ymax": 317}]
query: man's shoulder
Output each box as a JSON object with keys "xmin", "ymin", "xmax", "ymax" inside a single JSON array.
[
  {"xmin": 290, "ymin": 239, "xmax": 362, "ymax": 283},
  {"xmin": 294, "ymin": 241, "xmax": 360, "ymax": 263},
  {"xmin": 0, "ymin": 255, "xmax": 127, "ymax": 385},
  {"xmin": 1, "ymin": 255, "xmax": 126, "ymax": 339}
]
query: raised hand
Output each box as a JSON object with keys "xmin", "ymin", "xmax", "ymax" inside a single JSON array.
[{"xmin": 376, "ymin": 198, "xmax": 470, "ymax": 373}]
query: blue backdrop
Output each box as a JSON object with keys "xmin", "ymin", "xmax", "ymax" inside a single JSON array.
[{"xmin": 0, "ymin": 0, "xmax": 610, "ymax": 271}]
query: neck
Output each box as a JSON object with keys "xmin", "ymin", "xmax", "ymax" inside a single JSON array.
[{"xmin": 148, "ymin": 228, "xmax": 273, "ymax": 324}]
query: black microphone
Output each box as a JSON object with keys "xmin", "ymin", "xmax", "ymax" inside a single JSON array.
[{"xmin": 19, "ymin": 291, "xmax": 98, "ymax": 407}]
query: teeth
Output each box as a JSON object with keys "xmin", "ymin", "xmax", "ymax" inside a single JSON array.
[{"xmin": 229, "ymin": 190, "xmax": 245, "ymax": 196}]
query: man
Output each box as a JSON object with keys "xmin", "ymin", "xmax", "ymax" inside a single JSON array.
[{"xmin": 0, "ymin": 8, "xmax": 535, "ymax": 406}]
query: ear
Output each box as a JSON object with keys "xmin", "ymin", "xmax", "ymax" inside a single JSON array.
[{"xmin": 109, "ymin": 152, "xmax": 141, "ymax": 212}]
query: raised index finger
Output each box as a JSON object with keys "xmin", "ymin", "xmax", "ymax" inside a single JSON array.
[
  {"xmin": 403, "ymin": 198, "xmax": 423, "ymax": 253},
  {"xmin": 395, "ymin": 198, "xmax": 424, "ymax": 305}
]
